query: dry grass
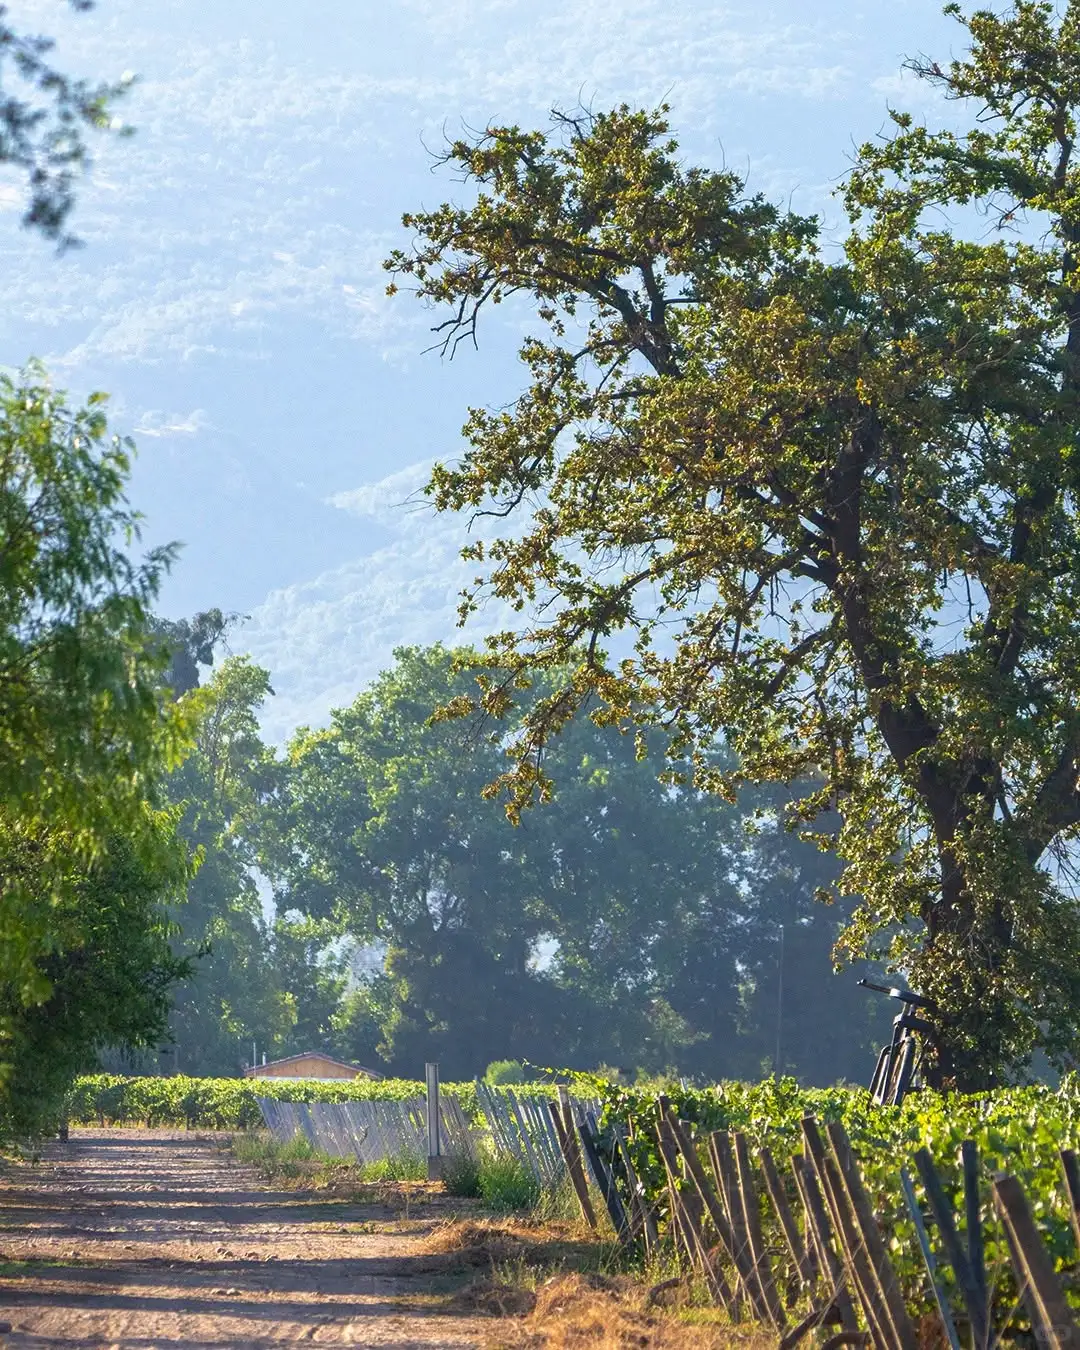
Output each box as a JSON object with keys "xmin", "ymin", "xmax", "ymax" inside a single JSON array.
[
  {"xmin": 486, "ymin": 1270, "xmax": 777, "ymax": 1348},
  {"xmin": 448, "ymin": 1277, "xmax": 540, "ymax": 1318},
  {"xmin": 424, "ymin": 1218, "xmax": 774, "ymax": 1349},
  {"xmin": 421, "ymin": 1216, "xmax": 607, "ymax": 1273}
]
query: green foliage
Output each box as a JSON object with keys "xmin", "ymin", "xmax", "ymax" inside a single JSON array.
[
  {"xmin": 0, "ymin": 3, "xmax": 135, "ymax": 246},
  {"xmin": 67, "ymin": 1073, "xmax": 558, "ymax": 1130},
  {"xmin": 476, "ymin": 1151, "xmax": 542, "ymax": 1212},
  {"xmin": 263, "ymin": 643, "xmax": 593, "ymax": 1076},
  {"xmin": 0, "ymin": 368, "xmax": 198, "ymax": 1136},
  {"xmin": 0, "ymin": 370, "xmax": 191, "ymax": 989},
  {"xmin": 485, "ymin": 1060, "xmax": 526, "ymax": 1086},
  {"xmin": 441, "ymin": 1150, "xmax": 482, "ymax": 1197},
  {"xmin": 389, "ymin": 7, "xmax": 1080, "ymax": 1087},
  {"xmin": 157, "ymin": 655, "xmax": 304, "ymax": 1076},
  {"xmin": 264, "ymin": 643, "xmax": 881, "ymax": 1082},
  {"xmin": 0, "ymin": 828, "xmax": 192, "ymax": 1138},
  {"xmin": 595, "ymin": 1073, "xmax": 1080, "ymax": 1314},
  {"xmin": 92, "ymin": 644, "xmax": 354, "ymax": 1080},
  {"xmin": 149, "ymin": 608, "xmax": 232, "ymax": 698}
]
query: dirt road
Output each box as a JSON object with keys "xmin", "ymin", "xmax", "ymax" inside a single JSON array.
[{"xmin": 0, "ymin": 1129, "xmax": 492, "ymax": 1349}]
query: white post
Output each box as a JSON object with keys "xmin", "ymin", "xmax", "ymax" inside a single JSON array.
[{"xmin": 425, "ymin": 1062, "xmax": 442, "ymax": 1180}]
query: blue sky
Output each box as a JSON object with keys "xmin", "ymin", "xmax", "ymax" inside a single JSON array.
[{"xmin": 3, "ymin": 0, "xmax": 960, "ymax": 740}]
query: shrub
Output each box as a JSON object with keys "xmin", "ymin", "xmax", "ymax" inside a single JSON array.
[
  {"xmin": 477, "ymin": 1152, "xmax": 541, "ymax": 1211},
  {"xmin": 484, "ymin": 1059, "xmax": 525, "ymax": 1086},
  {"xmin": 441, "ymin": 1149, "xmax": 482, "ymax": 1197},
  {"xmin": 70, "ymin": 1074, "xmax": 472, "ymax": 1129}
]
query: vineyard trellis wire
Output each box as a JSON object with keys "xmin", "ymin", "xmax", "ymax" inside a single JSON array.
[{"xmin": 254, "ymin": 1084, "xmax": 598, "ymax": 1176}]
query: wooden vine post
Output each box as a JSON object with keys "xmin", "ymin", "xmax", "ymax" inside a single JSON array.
[
  {"xmin": 548, "ymin": 1094, "xmax": 597, "ymax": 1229},
  {"xmin": 570, "ymin": 1100, "xmax": 1080, "ymax": 1350},
  {"xmin": 993, "ymin": 1173, "xmax": 1080, "ymax": 1350}
]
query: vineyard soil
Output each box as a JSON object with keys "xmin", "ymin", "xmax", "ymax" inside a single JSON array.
[{"xmin": 0, "ymin": 1128, "xmax": 496, "ymax": 1348}]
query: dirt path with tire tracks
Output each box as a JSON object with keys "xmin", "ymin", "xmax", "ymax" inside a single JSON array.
[{"xmin": 0, "ymin": 1129, "xmax": 491, "ymax": 1349}]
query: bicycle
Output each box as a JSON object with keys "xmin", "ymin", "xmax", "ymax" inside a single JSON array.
[{"xmin": 859, "ymin": 978, "xmax": 937, "ymax": 1106}]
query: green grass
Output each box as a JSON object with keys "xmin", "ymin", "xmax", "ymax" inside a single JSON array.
[
  {"xmin": 531, "ymin": 1173, "xmax": 582, "ymax": 1223},
  {"xmin": 232, "ymin": 1129, "xmax": 430, "ymax": 1185},
  {"xmin": 357, "ymin": 1147, "xmax": 426, "ymax": 1182},
  {"xmin": 476, "ymin": 1152, "xmax": 542, "ymax": 1212},
  {"xmin": 234, "ymin": 1129, "xmax": 593, "ymax": 1226},
  {"xmin": 232, "ymin": 1128, "xmax": 351, "ymax": 1178},
  {"xmin": 441, "ymin": 1150, "xmax": 482, "ymax": 1197}
]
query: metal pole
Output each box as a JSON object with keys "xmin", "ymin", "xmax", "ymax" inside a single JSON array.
[
  {"xmin": 775, "ymin": 923, "xmax": 785, "ymax": 1075},
  {"xmin": 425, "ymin": 1062, "xmax": 442, "ymax": 1180}
]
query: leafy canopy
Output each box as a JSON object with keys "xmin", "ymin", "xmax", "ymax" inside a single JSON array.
[
  {"xmin": 0, "ymin": 822, "xmax": 192, "ymax": 1139},
  {"xmin": 0, "ymin": 0, "xmax": 135, "ymax": 245},
  {"xmin": 265, "ymin": 644, "xmax": 877, "ymax": 1082},
  {"xmin": 161, "ymin": 653, "xmax": 301, "ymax": 1077},
  {"xmin": 389, "ymin": 4, "xmax": 1080, "ymax": 1087},
  {"xmin": 0, "ymin": 368, "xmax": 197, "ymax": 1120}
]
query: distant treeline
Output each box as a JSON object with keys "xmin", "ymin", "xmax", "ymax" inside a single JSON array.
[{"xmin": 107, "ymin": 632, "xmax": 889, "ymax": 1087}]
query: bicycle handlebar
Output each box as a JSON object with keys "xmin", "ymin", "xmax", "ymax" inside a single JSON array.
[{"xmin": 858, "ymin": 977, "xmax": 936, "ymax": 1010}]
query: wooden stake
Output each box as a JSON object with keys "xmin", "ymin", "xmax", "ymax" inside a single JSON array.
[
  {"xmin": 825, "ymin": 1122, "xmax": 917, "ymax": 1350},
  {"xmin": 655, "ymin": 1119, "xmax": 734, "ymax": 1311},
  {"xmin": 710, "ymin": 1129, "xmax": 764, "ymax": 1320},
  {"xmin": 613, "ymin": 1128, "xmax": 657, "ymax": 1251},
  {"xmin": 960, "ymin": 1140, "xmax": 987, "ymax": 1323},
  {"xmin": 899, "ymin": 1166, "xmax": 961, "ymax": 1350},
  {"xmin": 791, "ymin": 1156, "xmax": 822, "ymax": 1283},
  {"xmin": 659, "ymin": 1109, "xmax": 740, "ymax": 1318},
  {"xmin": 761, "ymin": 1143, "xmax": 815, "ymax": 1291},
  {"xmin": 655, "ymin": 1121, "xmax": 696, "ymax": 1266},
  {"xmin": 1060, "ymin": 1149, "xmax": 1080, "ymax": 1261},
  {"xmin": 792, "ymin": 1153, "xmax": 858, "ymax": 1332},
  {"xmin": 576, "ymin": 1111, "xmax": 631, "ymax": 1243},
  {"xmin": 993, "ymin": 1172, "xmax": 1080, "ymax": 1350},
  {"xmin": 732, "ymin": 1131, "xmax": 786, "ymax": 1330},
  {"xmin": 661, "ymin": 1108, "xmax": 737, "ymax": 1259},
  {"xmin": 913, "ymin": 1147, "xmax": 988, "ymax": 1350},
  {"xmin": 804, "ymin": 1118, "xmax": 893, "ymax": 1348},
  {"xmin": 547, "ymin": 1099, "xmax": 597, "ymax": 1228}
]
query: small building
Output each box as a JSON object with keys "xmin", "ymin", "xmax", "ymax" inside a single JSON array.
[{"xmin": 244, "ymin": 1052, "xmax": 382, "ymax": 1082}]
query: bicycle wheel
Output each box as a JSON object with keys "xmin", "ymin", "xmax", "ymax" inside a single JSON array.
[
  {"xmin": 869, "ymin": 1045, "xmax": 892, "ymax": 1105},
  {"xmin": 888, "ymin": 1037, "xmax": 917, "ymax": 1106}
]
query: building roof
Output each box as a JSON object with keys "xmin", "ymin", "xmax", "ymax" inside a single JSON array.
[{"xmin": 243, "ymin": 1051, "xmax": 383, "ymax": 1080}]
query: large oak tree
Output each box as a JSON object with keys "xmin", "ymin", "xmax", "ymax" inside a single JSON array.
[
  {"xmin": 265, "ymin": 644, "xmax": 882, "ymax": 1081},
  {"xmin": 389, "ymin": 2, "xmax": 1080, "ymax": 1087}
]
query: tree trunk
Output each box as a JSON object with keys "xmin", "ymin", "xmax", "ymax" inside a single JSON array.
[{"xmin": 917, "ymin": 832, "xmax": 1019, "ymax": 1092}]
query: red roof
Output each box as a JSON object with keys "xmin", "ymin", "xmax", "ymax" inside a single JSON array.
[{"xmin": 243, "ymin": 1051, "xmax": 383, "ymax": 1080}]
